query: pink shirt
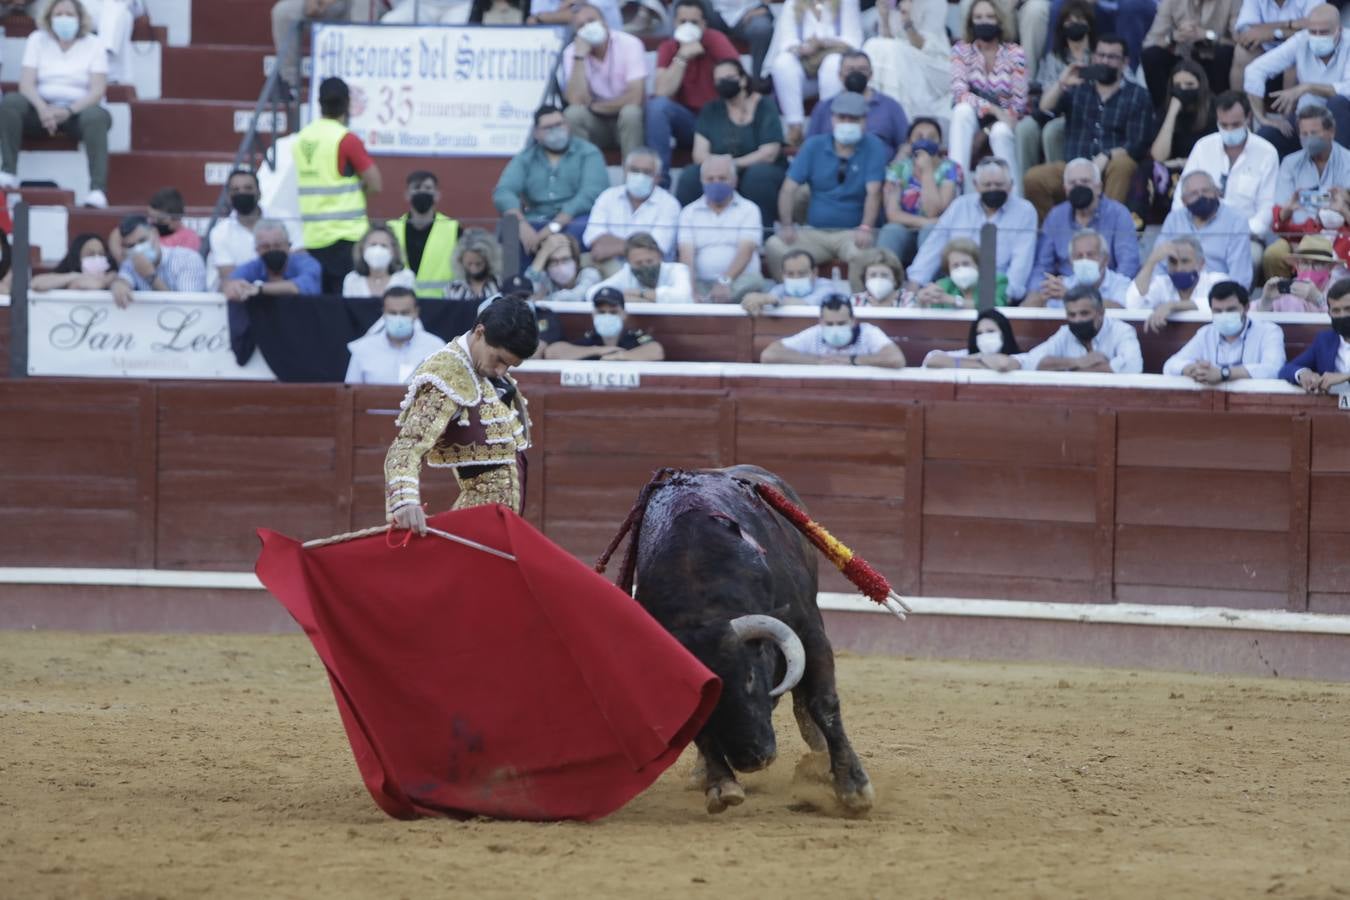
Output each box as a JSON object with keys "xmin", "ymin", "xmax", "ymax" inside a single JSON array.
[
  {"xmin": 561, "ymin": 30, "xmax": 648, "ymax": 102},
  {"xmin": 161, "ymin": 228, "xmax": 202, "ymax": 252}
]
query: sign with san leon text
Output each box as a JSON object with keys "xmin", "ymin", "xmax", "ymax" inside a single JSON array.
[{"xmin": 308, "ymin": 23, "xmax": 565, "ymax": 157}]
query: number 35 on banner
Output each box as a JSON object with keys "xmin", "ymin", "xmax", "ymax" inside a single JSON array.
[{"xmin": 376, "ymin": 85, "xmax": 413, "ymax": 127}]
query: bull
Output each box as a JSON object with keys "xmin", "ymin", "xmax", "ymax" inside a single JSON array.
[{"xmin": 598, "ymin": 465, "xmax": 874, "ymax": 814}]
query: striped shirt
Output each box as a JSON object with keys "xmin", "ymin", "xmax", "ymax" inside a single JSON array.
[
  {"xmin": 118, "ymin": 246, "xmax": 207, "ymax": 292},
  {"xmin": 951, "ymin": 41, "xmax": 1029, "ymax": 119},
  {"xmin": 1058, "ymin": 80, "xmax": 1156, "ymax": 162}
]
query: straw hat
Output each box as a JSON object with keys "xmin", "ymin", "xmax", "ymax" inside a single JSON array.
[{"xmin": 1288, "ymin": 234, "xmax": 1336, "ymax": 261}]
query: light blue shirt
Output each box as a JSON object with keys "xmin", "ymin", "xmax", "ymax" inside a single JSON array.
[
  {"xmin": 1234, "ymin": 0, "xmax": 1319, "ymax": 51},
  {"xmin": 1015, "ymin": 316, "xmax": 1143, "ymax": 373},
  {"xmin": 1162, "ymin": 317, "xmax": 1287, "ymax": 380},
  {"xmin": 1051, "ymin": 268, "xmax": 1133, "ymax": 307},
  {"xmin": 907, "ymin": 193, "xmax": 1039, "ymax": 300},
  {"xmin": 1242, "ymin": 28, "xmax": 1350, "ymax": 101},
  {"xmin": 344, "ymin": 320, "xmax": 446, "ymax": 385},
  {"xmin": 1158, "ymin": 202, "xmax": 1254, "ymax": 289},
  {"xmin": 1274, "ymin": 143, "xmax": 1350, "ymax": 204},
  {"xmin": 767, "ymin": 278, "xmax": 844, "ymax": 305}
]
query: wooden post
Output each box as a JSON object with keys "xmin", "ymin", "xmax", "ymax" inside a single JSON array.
[{"xmin": 8, "ymin": 201, "xmax": 29, "ymax": 378}]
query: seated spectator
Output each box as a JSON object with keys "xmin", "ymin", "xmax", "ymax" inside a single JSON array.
[
  {"xmin": 1163, "ymin": 279, "xmax": 1287, "ymax": 382},
  {"xmin": 1173, "ymin": 91, "xmax": 1279, "ymax": 272},
  {"xmin": 1159, "ymin": 170, "xmax": 1254, "ymax": 288},
  {"xmin": 381, "ymin": 0, "xmax": 468, "ymax": 22},
  {"xmin": 0, "ymin": 0, "xmax": 113, "ymax": 207},
  {"xmin": 913, "ymin": 237, "xmax": 1008, "ymax": 307},
  {"xmin": 493, "ymin": 105, "xmax": 608, "ymax": 254},
  {"xmin": 1264, "ymin": 105, "xmax": 1350, "ymax": 277},
  {"xmin": 545, "ymin": 286, "xmax": 666, "ymax": 360},
  {"xmin": 589, "ymin": 232, "xmax": 693, "ymax": 302},
  {"xmin": 1281, "ymin": 275, "xmax": 1350, "ymax": 391},
  {"xmin": 1024, "ymin": 227, "xmax": 1134, "ymax": 307},
  {"xmin": 207, "ymin": 167, "xmax": 289, "ymax": 292},
  {"xmin": 221, "ymin": 219, "xmax": 322, "ymax": 302},
  {"xmin": 760, "ymin": 295, "xmax": 906, "ymax": 367},
  {"xmin": 1245, "ymin": 4, "xmax": 1350, "ymax": 156},
  {"xmin": 107, "ymin": 188, "xmax": 200, "ymax": 262},
  {"xmin": 30, "ymin": 232, "xmax": 116, "ymax": 291},
  {"xmin": 446, "ymin": 231, "xmax": 503, "ymax": 303},
  {"xmin": 469, "ymin": 0, "xmax": 527, "ymax": 23},
  {"xmin": 1231, "ymin": 0, "xmax": 1316, "ymax": 89},
  {"xmin": 1009, "ymin": 284, "xmax": 1144, "ymax": 372},
  {"xmin": 344, "ymin": 286, "xmax": 447, "ymax": 385},
  {"xmin": 1258, "ymin": 234, "xmax": 1344, "ymax": 310},
  {"xmin": 84, "ymin": 0, "xmax": 136, "ymax": 85},
  {"xmin": 647, "ymin": 0, "xmax": 740, "ymax": 181},
  {"xmin": 764, "ymin": 91, "xmax": 885, "ymax": 279},
  {"xmin": 924, "ymin": 308, "xmax": 1022, "ymax": 368},
  {"xmin": 1026, "ymin": 33, "xmax": 1154, "ymax": 221},
  {"xmin": 583, "ymin": 147, "xmax": 681, "ymax": 276},
  {"xmin": 740, "ymin": 248, "xmax": 838, "ymax": 314},
  {"xmin": 948, "ymin": 0, "xmax": 1028, "ymax": 196},
  {"xmin": 343, "ymin": 225, "xmax": 416, "ymax": 298},
  {"xmin": 524, "ymin": 233, "xmax": 603, "ymax": 303},
  {"xmin": 907, "ymin": 157, "xmax": 1037, "ymax": 302},
  {"xmin": 271, "ymin": 0, "xmax": 364, "ymax": 97},
  {"xmin": 862, "ymin": 0, "xmax": 953, "ymax": 121},
  {"xmin": 1015, "ymin": 0, "xmax": 1095, "ymax": 177},
  {"xmin": 676, "ymin": 154, "xmax": 765, "ymax": 302},
  {"xmin": 1141, "ymin": 0, "xmax": 1239, "ymax": 108},
  {"xmin": 675, "ymin": 58, "xmax": 786, "ymax": 227},
  {"xmin": 805, "ymin": 51, "xmax": 909, "ymax": 158},
  {"xmin": 1127, "ymin": 236, "xmax": 1230, "ymax": 331},
  {"xmin": 849, "ymin": 248, "xmax": 910, "ymax": 306},
  {"xmin": 956, "ymin": 0, "xmax": 1052, "ymax": 80},
  {"xmin": 1028, "ymin": 157, "xmax": 1141, "ymax": 301},
  {"xmin": 703, "ymin": 0, "xmax": 774, "ymax": 79},
  {"xmin": 528, "ymin": 0, "xmax": 621, "ymax": 26},
  {"xmin": 766, "ymin": 0, "xmax": 864, "ymax": 145},
  {"xmin": 877, "ymin": 117, "xmax": 962, "ymax": 266},
  {"xmin": 1149, "ymin": 61, "xmax": 1220, "ymax": 170},
  {"xmin": 389, "ymin": 170, "xmax": 461, "ymax": 300},
  {"xmin": 562, "ymin": 4, "xmax": 648, "ymax": 161},
  {"xmin": 109, "ymin": 214, "xmax": 207, "ymax": 307}
]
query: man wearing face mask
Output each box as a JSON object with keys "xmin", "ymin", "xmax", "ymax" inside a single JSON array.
[
  {"xmin": 1026, "ymin": 34, "xmax": 1154, "ymax": 220},
  {"xmin": 207, "ymin": 168, "xmax": 292, "ymax": 292},
  {"xmin": 760, "ymin": 295, "xmax": 906, "ymax": 368},
  {"xmin": 1163, "ymin": 280, "xmax": 1287, "ymax": 383},
  {"xmin": 804, "ymin": 51, "xmax": 910, "ymax": 158},
  {"xmin": 764, "ymin": 92, "xmax": 887, "ymax": 280},
  {"xmin": 1028, "ymin": 157, "xmax": 1141, "ymax": 304},
  {"xmin": 1159, "ymin": 170, "xmax": 1253, "ymax": 288},
  {"xmin": 1003, "ymin": 284, "xmax": 1143, "ymax": 373},
  {"xmin": 648, "ymin": 0, "xmax": 740, "ymax": 183},
  {"xmin": 1263, "ymin": 104, "xmax": 1350, "ymax": 277},
  {"xmin": 108, "ymin": 214, "xmax": 207, "ymax": 308},
  {"xmin": 741, "ymin": 248, "xmax": 837, "ymax": 314},
  {"xmin": 545, "ymin": 287, "xmax": 666, "ymax": 360},
  {"xmin": 388, "ymin": 171, "xmax": 460, "ymax": 300},
  {"xmin": 906, "ymin": 157, "xmax": 1038, "ymax": 301},
  {"xmin": 345, "ymin": 286, "xmax": 447, "ymax": 385},
  {"xmin": 221, "ymin": 219, "xmax": 323, "ymax": 302},
  {"xmin": 1127, "ymin": 235, "xmax": 1229, "ymax": 331},
  {"xmin": 1281, "ymin": 276, "xmax": 1350, "ymax": 391},
  {"xmin": 589, "ymin": 231, "xmax": 693, "ymax": 302},
  {"xmin": 678, "ymin": 154, "xmax": 766, "ymax": 302},
  {"xmin": 583, "ymin": 147, "xmax": 681, "ymax": 277},
  {"xmin": 1025, "ymin": 228, "xmax": 1135, "ymax": 307},
  {"xmin": 561, "ymin": 4, "xmax": 648, "ymax": 162},
  {"xmin": 1245, "ymin": 4, "xmax": 1350, "ymax": 156}
]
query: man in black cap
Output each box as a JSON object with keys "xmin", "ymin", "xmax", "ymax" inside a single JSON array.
[{"xmin": 544, "ymin": 286, "xmax": 665, "ymax": 360}]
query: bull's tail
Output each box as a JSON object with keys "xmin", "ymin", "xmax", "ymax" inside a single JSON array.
[{"xmin": 595, "ymin": 467, "xmax": 680, "ymax": 596}]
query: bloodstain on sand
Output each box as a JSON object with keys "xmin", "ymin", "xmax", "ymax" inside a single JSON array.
[{"xmin": 2, "ymin": 632, "xmax": 1349, "ymax": 898}]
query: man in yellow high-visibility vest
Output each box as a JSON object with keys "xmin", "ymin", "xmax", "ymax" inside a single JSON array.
[
  {"xmin": 388, "ymin": 170, "xmax": 460, "ymax": 299},
  {"xmin": 295, "ymin": 77, "xmax": 382, "ymax": 294}
]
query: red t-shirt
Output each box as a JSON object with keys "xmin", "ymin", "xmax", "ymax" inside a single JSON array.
[
  {"xmin": 655, "ymin": 29, "xmax": 739, "ymax": 112},
  {"xmin": 337, "ymin": 132, "xmax": 374, "ymax": 178}
]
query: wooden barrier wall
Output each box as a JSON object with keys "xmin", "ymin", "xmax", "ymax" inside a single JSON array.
[{"xmin": 3, "ymin": 375, "xmax": 1347, "ymax": 615}]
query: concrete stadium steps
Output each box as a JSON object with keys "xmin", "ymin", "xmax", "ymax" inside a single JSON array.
[
  {"xmin": 162, "ymin": 44, "xmax": 274, "ymax": 101},
  {"xmin": 193, "ymin": 0, "xmax": 276, "ymax": 49},
  {"xmin": 106, "ymin": 151, "xmax": 235, "ymax": 207},
  {"xmin": 130, "ymin": 99, "xmax": 290, "ymax": 153}
]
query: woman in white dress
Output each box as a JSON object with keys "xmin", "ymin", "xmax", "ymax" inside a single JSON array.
[
  {"xmin": 861, "ymin": 0, "xmax": 952, "ymax": 121},
  {"xmin": 766, "ymin": 0, "xmax": 863, "ymax": 144}
]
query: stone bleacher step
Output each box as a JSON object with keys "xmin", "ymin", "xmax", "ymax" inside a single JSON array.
[
  {"xmin": 131, "ymin": 98, "xmax": 290, "ymax": 153},
  {"xmin": 162, "ymin": 45, "xmax": 274, "ymax": 101},
  {"xmin": 106, "ymin": 151, "xmax": 236, "ymax": 207},
  {"xmin": 192, "ymin": 0, "xmax": 277, "ymax": 50}
]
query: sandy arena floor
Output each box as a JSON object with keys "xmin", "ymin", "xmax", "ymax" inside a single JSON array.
[{"xmin": 2, "ymin": 632, "xmax": 1349, "ymax": 900}]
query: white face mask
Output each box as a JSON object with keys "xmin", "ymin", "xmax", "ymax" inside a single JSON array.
[
  {"xmin": 592, "ymin": 312, "xmax": 624, "ymax": 338},
  {"xmin": 1071, "ymin": 258, "xmax": 1101, "ymax": 284},
  {"xmin": 383, "ymin": 313, "xmax": 415, "ymax": 340},
  {"xmin": 865, "ymin": 276, "xmax": 895, "ymax": 299},
  {"xmin": 577, "ymin": 20, "xmax": 608, "ymax": 46},
  {"xmin": 51, "ymin": 13, "xmax": 79, "ymax": 42},
  {"xmin": 363, "ymin": 244, "xmax": 393, "ymax": 271},
  {"xmin": 975, "ymin": 330, "xmax": 1004, "ymax": 354},
  {"xmin": 672, "ymin": 22, "xmax": 703, "ymax": 43},
  {"xmin": 1219, "ymin": 125, "xmax": 1248, "ymax": 147},
  {"xmin": 1319, "ymin": 208, "xmax": 1346, "ymax": 230},
  {"xmin": 547, "ymin": 259, "xmax": 578, "ymax": 285},
  {"xmin": 950, "ymin": 264, "xmax": 978, "ymax": 290},
  {"xmin": 783, "ymin": 276, "xmax": 814, "ymax": 297},
  {"xmin": 821, "ymin": 323, "xmax": 854, "ymax": 347},
  {"xmin": 1212, "ymin": 310, "xmax": 1244, "ymax": 337},
  {"xmin": 625, "ymin": 171, "xmax": 654, "ymax": 200}
]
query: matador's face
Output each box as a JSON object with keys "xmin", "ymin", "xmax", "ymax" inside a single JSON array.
[{"xmin": 469, "ymin": 325, "xmax": 523, "ymax": 379}]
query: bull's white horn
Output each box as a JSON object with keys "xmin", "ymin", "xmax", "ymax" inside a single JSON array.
[{"xmin": 729, "ymin": 615, "xmax": 806, "ymax": 698}]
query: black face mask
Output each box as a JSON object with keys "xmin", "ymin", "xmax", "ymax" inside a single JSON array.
[
  {"xmin": 715, "ymin": 78, "xmax": 742, "ymax": 100},
  {"xmin": 410, "ymin": 191, "xmax": 436, "ymax": 214},
  {"xmin": 980, "ymin": 189, "xmax": 1008, "ymax": 210},
  {"xmin": 632, "ymin": 264, "xmax": 662, "ymax": 288},
  {"xmin": 972, "ymin": 21, "xmax": 1001, "ymax": 41},
  {"xmin": 1090, "ymin": 63, "xmax": 1120, "ymax": 85},
  {"xmin": 843, "ymin": 71, "xmax": 869, "ymax": 94},
  {"xmin": 1333, "ymin": 315, "xmax": 1350, "ymax": 338},
  {"xmin": 154, "ymin": 221, "xmax": 174, "ymax": 236},
  {"xmin": 261, "ymin": 249, "xmax": 288, "ymax": 273},
  {"xmin": 1063, "ymin": 21, "xmax": 1089, "ymax": 41},
  {"xmin": 1173, "ymin": 87, "xmax": 1199, "ymax": 105},
  {"xmin": 1068, "ymin": 184, "xmax": 1095, "ymax": 210},
  {"xmin": 1068, "ymin": 318, "xmax": 1099, "ymax": 341},
  {"xmin": 230, "ymin": 192, "xmax": 258, "ymax": 216}
]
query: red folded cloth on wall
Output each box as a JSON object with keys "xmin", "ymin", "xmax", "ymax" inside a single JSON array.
[{"xmin": 256, "ymin": 505, "xmax": 719, "ymax": 822}]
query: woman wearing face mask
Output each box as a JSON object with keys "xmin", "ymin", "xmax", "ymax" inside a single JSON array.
[
  {"xmin": 915, "ymin": 238, "xmax": 1009, "ymax": 307},
  {"xmin": 848, "ymin": 248, "xmax": 912, "ymax": 306},
  {"xmin": 1015, "ymin": 0, "xmax": 1093, "ymax": 178},
  {"xmin": 948, "ymin": 0, "xmax": 1027, "ymax": 198},
  {"xmin": 343, "ymin": 225, "xmax": 416, "ymax": 298},
  {"xmin": 677, "ymin": 58, "xmax": 787, "ymax": 228},
  {"xmin": 1259, "ymin": 235, "xmax": 1344, "ymax": 312},
  {"xmin": 862, "ymin": 0, "xmax": 952, "ymax": 121},
  {"xmin": 446, "ymin": 229, "xmax": 503, "ymax": 303},
  {"xmin": 31, "ymin": 232, "xmax": 119, "ymax": 291},
  {"xmin": 924, "ymin": 308, "xmax": 1022, "ymax": 367},
  {"xmin": 0, "ymin": 0, "xmax": 113, "ymax": 208},
  {"xmin": 525, "ymin": 232, "xmax": 602, "ymax": 303},
  {"xmin": 1150, "ymin": 61, "xmax": 1216, "ymax": 175},
  {"xmin": 764, "ymin": 0, "xmax": 863, "ymax": 146}
]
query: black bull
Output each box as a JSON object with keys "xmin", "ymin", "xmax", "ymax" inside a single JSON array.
[{"xmin": 599, "ymin": 465, "xmax": 874, "ymax": 814}]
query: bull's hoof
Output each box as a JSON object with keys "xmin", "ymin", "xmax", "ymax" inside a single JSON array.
[
  {"xmin": 792, "ymin": 751, "xmax": 832, "ymax": 784},
  {"xmin": 704, "ymin": 780, "xmax": 746, "ymax": 814},
  {"xmin": 835, "ymin": 778, "xmax": 875, "ymax": 813},
  {"xmin": 686, "ymin": 756, "xmax": 708, "ymax": 791}
]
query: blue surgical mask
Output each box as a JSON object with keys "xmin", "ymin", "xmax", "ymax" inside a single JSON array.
[
  {"xmin": 51, "ymin": 14, "xmax": 79, "ymax": 42},
  {"xmin": 384, "ymin": 313, "xmax": 415, "ymax": 340},
  {"xmin": 1309, "ymin": 34, "xmax": 1337, "ymax": 57},
  {"xmin": 1213, "ymin": 310, "xmax": 1244, "ymax": 337},
  {"xmin": 783, "ymin": 276, "xmax": 813, "ymax": 297},
  {"xmin": 821, "ymin": 323, "xmax": 854, "ymax": 347},
  {"xmin": 833, "ymin": 123, "xmax": 863, "ymax": 146},
  {"xmin": 1169, "ymin": 269, "xmax": 1200, "ymax": 292},
  {"xmin": 1219, "ymin": 126, "xmax": 1248, "ymax": 147},
  {"xmin": 625, "ymin": 171, "xmax": 654, "ymax": 200},
  {"xmin": 133, "ymin": 240, "xmax": 159, "ymax": 263},
  {"xmin": 592, "ymin": 312, "xmax": 624, "ymax": 338}
]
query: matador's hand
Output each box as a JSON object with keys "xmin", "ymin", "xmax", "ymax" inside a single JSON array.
[{"xmin": 390, "ymin": 505, "xmax": 427, "ymax": 535}]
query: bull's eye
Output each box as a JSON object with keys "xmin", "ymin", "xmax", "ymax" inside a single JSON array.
[{"xmin": 745, "ymin": 671, "xmax": 755, "ymax": 692}]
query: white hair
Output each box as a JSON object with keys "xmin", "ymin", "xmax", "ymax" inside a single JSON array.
[
  {"xmin": 1171, "ymin": 234, "xmax": 1205, "ymax": 259},
  {"xmin": 1070, "ymin": 228, "xmax": 1111, "ymax": 261},
  {"xmin": 974, "ymin": 156, "xmax": 1011, "ymax": 183},
  {"xmin": 1062, "ymin": 157, "xmax": 1102, "ymax": 186},
  {"xmin": 624, "ymin": 146, "xmax": 663, "ymax": 174}
]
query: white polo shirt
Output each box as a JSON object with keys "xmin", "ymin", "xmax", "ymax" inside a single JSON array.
[
  {"xmin": 677, "ymin": 192, "xmax": 763, "ymax": 282},
  {"xmin": 1173, "ymin": 132, "xmax": 1280, "ymax": 239},
  {"xmin": 581, "ymin": 184, "xmax": 681, "ymax": 258},
  {"xmin": 781, "ymin": 322, "xmax": 895, "ymax": 359}
]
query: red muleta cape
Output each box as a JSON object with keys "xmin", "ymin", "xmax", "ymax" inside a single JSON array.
[{"xmin": 255, "ymin": 505, "xmax": 720, "ymax": 822}]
